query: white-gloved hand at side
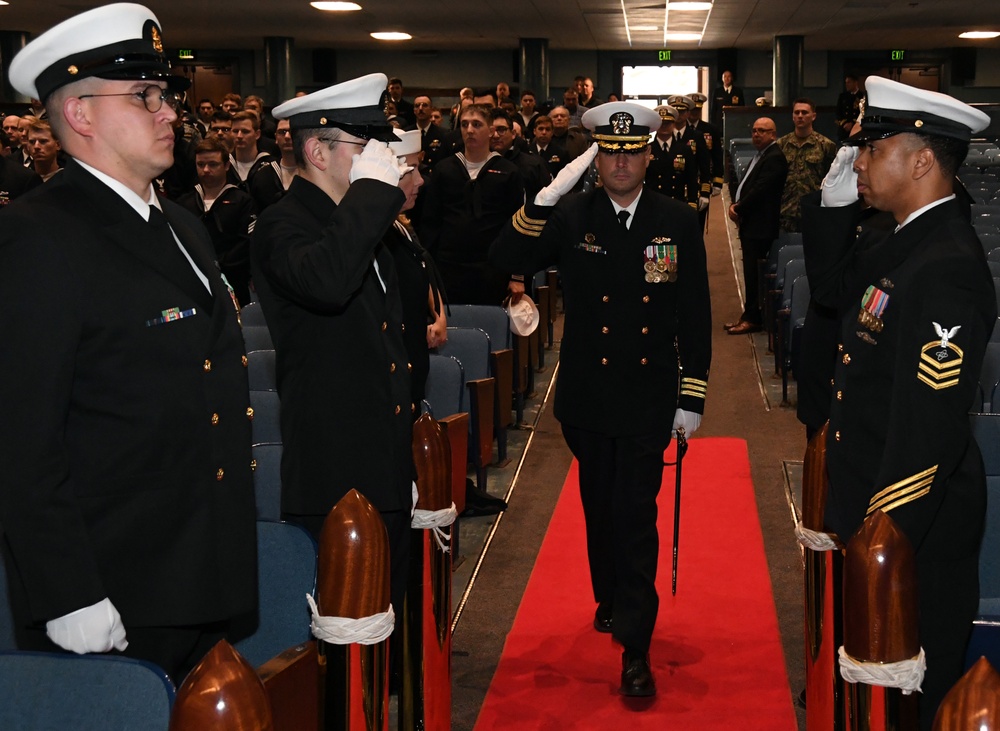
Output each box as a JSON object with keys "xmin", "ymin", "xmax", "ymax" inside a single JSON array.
[
  {"xmin": 821, "ymin": 146, "xmax": 860, "ymax": 208},
  {"xmin": 672, "ymin": 408, "xmax": 702, "ymax": 438},
  {"xmin": 349, "ymin": 139, "xmax": 410, "ymax": 186},
  {"xmin": 534, "ymin": 142, "xmax": 599, "ymax": 207},
  {"xmin": 712, "ymin": 184, "xmax": 722, "ymax": 197},
  {"xmin": 411, "ymin": 480, "xmax": 419, "ymax": 517},
  {"xmin": 46, "ymin": 597, "xmax": 128, "ymax": 654},
  {"xmin": 697, "ymin": 196, "xmax": 709, "ymax": 212}
]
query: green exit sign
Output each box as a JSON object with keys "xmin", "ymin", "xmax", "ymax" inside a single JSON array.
[
  {"xmin": 890, "ymin": 49, "xmax": 905, "ymax": 61},
  {"xmin": 658, "ymin": 50, "xmax": 672, "ymax": 62},
  {"xmin": 178, "ymin": 49, "xmax": 195, "ymax": 60}
]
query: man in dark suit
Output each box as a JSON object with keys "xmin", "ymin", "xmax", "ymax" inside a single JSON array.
[
  {"xmin": 250, "ymin": 74, "xmax": 414, "ymax": 636},
  {"xmin": 0, "ymin": 4, "xmax": 257, "ymax": 682},
  {"xmin": 0, "ymin": 128, "xmax": 42, "ymax": 206},
  {"xmin": 803, "ymin": 77, "xmax": 994, "ymax": 729},
  {"xmin": 491, "ymin": 102, "xmax": 712, "ymax": 699},
  {"xmin": 725, "ymin": 116, "xmax": 788, "ymax": 334},
  {"xmin": 711, "ymin": 70, "xmax": 745, "ymax": 128}
]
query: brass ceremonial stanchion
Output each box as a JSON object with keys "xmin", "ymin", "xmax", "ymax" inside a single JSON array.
[
  {"xmin": 401, "ymin": 414, "xmax": 453, "ymax": 731},
  {"xmin": 169, "ymin": 640, "xmax": 274, "ymax": 730},
  {"xmin": 318, "ymin": 490, "xmax": 392, "ymax": 731},
  {"xmin": 842, "ymin": 510, "xmax": 921, "ymax": 731},
  {"xmin": 932, "ymin": 656, "xmax": 1000, "ymax": 730},
  {"xmin": 801, "ymin": 423, "xmax": 847, "ymax": 731}
]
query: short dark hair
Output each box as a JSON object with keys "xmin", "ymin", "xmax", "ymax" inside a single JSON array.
[
  {"xmin": 915, "ymin": 133, "xmax": 968, "ymax": 179},
  {"xmin": 194, "ymin": 136, "xmax": 230, "ymax": 158},
  {"xmin": 534, "ymin": 115, "xmax": 553, "ymax": 128},
  {"xmin": 231, "ymin": 110, "xmax": 260, "ymax": 131},
  {"xmin": 458, "ymin": 103, "xmax": 492, "ymax": 125},
  {"xmin": 521, "ymin": 90, "xmax": 536, "ymax": 100},
  {"xmin": 198, "ymin": 98, "xmax": 213, "ymax": 107},
  {"xmin": 792, "ymin": 98, "xmax": 816, "ymax": 111},
  {"xmin": 388, "ymin": 77, "xmax": 403, "ymax": 86},
  {"xmin": 211, "ymin": 110, "xmax": 233, "ymax": 124},
  {"xmin": 490, "ymin": 108, "xmax": 513, "ymax": 126}
]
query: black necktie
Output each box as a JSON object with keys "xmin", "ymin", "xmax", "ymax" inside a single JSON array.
[
  {"xmin": 148, "ymin": 206, "xmax": 212, "ymax": 309},
  {"xmin": 618, "ymin": 210, "xmax": 630, "ymax": 230}
]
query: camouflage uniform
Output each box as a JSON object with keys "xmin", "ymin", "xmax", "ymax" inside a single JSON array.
[{"xmin": 777, "ymin": 130, "xmax": 836, "ymax": 232}]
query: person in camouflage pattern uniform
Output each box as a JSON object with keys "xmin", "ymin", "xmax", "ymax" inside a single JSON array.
[{"xmin": 778, "ymin": 98, "xmax": 836, "ymax": 232}]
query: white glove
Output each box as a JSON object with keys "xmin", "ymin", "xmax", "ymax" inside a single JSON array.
[
  {"xmin": 349, "ymin": 139, "xmax": 412, "ymax": 186},
  {"xmin": 411, "ymin": 479, "xmax": 419, "ymax": 517},
  {"xmin": 672, "ymin": 409, "xmax": 701, "ymax": 438},
  {"xmin": 697, "ymin": 196, "xmax": 709, "ymax": 212},
  {"xmin": 712, "ymin": 185, "xmax": 722, "ymax": 197},
  {"xmin": 534, "ymin": 142, "xmax": 599, "ymax": 206},
  {"xmin": 821, "ymin": 146, "xmax": 860, "ymax": 208},
  {"xmin": 46, "ymin": 597, "xmax": 128, "ymax": 654}
]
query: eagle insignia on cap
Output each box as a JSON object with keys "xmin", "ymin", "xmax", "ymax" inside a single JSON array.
[
  {"xmin": 150, "ymin": 26, "xmax": 163, "ymax": 54},
  {"xmin": 611, "ymin": 112, "xmax": 634, "ymax": 135},
  {"xmin": 68, "ymin": 65, "xmax": 79, "ymax": 75}
]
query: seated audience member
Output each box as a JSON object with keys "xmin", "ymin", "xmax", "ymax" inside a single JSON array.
[
  {"xmin": 228, "ymin": 110, "xmax": 275, "ymax": 190},
  {"xmin": 0, "ymin": 128, "xmax": 42, "ymax": 206},
  {"xmin": 26, "ymin": 118, "xmax": 62, "ymax": 182},
  {"xmin": 417, "ymin": 103, "xmax": 524, "ymax": 305},
  {"xmin": 177, "ymin": 137, "xmax": 256, "ymax": 305}
]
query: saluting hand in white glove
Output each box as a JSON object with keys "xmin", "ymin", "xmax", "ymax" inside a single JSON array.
[
  {"xmin": 349, "ymin": 139, "xmax": 412, "ymax": 186},
  {"xmin": 534, "ymin": 143, "xmax": 599, "ymax": 207},
  {"xmin": 821, "ymin": 146, "xmax": 860, "ymax": 208}
]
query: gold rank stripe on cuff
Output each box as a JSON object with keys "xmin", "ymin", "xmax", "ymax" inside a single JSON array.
[
  {"xmin": 700, "ymin": 182, "xmax": 711, "ymax": 194},
  {"xmin": 866, "ymin": 465, "xmax": 937, "ymax": 516},
  {"xmin": 712, "ymin": 176, "xmax": 724, "ymax": 186},
  {"xmin": 916, "ymin": 343, "xmax": 964, "ymax": 390},
  {"xmin": 680, "ymin": 377, "xmax": 708, "ymax": 399},
  {"xmin": 513, "ymin": 206, "xmax": 546, "ymax": 237}
]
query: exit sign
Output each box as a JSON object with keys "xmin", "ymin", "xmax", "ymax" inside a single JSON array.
[
  {"xmin": 890, "ymin": 49, "xmax": 905, "ymax": 61},
  {"xmin": 178, "ymin": 49, "xmax": 195, "ymax": 60},
  {"xmin": 658, "ymin": 50, "xmax": 672, "ymax": 62}
]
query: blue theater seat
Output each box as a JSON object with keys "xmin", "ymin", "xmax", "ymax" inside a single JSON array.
[
  {"xmin": 966, "ymin": 413, "xmax": 1000, "ymax": 670},
  {"xmin": 0, "ymin": 650, "xmax": 175, "ymax": 730}
]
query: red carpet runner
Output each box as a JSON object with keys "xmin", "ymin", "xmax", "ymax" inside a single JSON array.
[{"xmin": 474, "ymin": 437, "xmax": 797, "ymax": 730}]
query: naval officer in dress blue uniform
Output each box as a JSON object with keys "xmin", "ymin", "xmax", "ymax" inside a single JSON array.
[
  {"xmin": 0, "ymin": 3, "xmax": 258, "ymax": 682},
  {"xmin": 803, "ymin": 76, "xmax": 993, "ymax": 729},
  {"xmin": 492, "ymin": 102, "xmax": 712, "ymax": 698}
]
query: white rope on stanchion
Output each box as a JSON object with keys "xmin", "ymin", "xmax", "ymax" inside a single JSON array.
[
  {"xmin": 837, "ymin": 646, "xmax": 926, "ymax": 695},
  {"xmin": 795, "ymin": 521, "xmax": 841, "ymax": 552},
  {"xmin": 411, "ymin": 503, "xmax": 458, "ymax": 553},
  {"xmin": 306, "ymin": 594, "xmax": 395, "ymax": 645}
]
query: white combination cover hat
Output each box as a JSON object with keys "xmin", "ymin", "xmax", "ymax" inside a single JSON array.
[{"xmin": 507, "ymin": 295, "xmax": 540, "ymax": 337}]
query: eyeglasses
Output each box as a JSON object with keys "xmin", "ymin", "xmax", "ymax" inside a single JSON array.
[
  {"xmin": 79, "ymin": 84, "xmax": 182, "ymax": 114},
  {"xmin": 275, "ymin": 129, "xmax": 291, "ymax": 136},
  {"xmin": 491, "ymin": 126, "xmax": 510, "ymax": 136}
]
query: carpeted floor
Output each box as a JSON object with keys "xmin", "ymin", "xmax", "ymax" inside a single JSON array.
[{"xmin": 474, "ymin": 438, "xmax": 797, "ymax": 730}]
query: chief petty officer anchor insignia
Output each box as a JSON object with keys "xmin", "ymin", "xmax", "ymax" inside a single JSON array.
[
  {"xmin": 917, "ymin": 323, "xmax": 964, "ymax": 390},
  {"xmin": 644, "ymin": 238, "xmax": 677, "ymax": 283}
]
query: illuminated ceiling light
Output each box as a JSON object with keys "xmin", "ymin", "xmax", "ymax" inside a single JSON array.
[
  {"xmin": 310, "ymin": 2, "xmax": 361, "ymax": 10},
  {"xmin": 959, "ymin": 30, "xmax": 1000, "ymax": 39},
  {"xmin": 631, "ymin": 25, "xmax": 659, "ymax": 31},
  {"xmin": 0, "ymin": 2, "xmax": 10, "ymax": 6},
  {"xmin": 370, "ymin": 31, "xmax": 412, "ymax": 41},
  {"xmin": 664, "ymin": 32, "xmax": 703, "ymax": 41},
  {"xmin": 666, "ymin": 1, "xmax": 713, "ymax": 9},
  {"xmin": 620, "ymin": 0, "xmax": 633, "ymax": 48}
]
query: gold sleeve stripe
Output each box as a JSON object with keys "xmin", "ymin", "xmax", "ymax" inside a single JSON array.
[
  {"xmin": 681, "ymin": 378, "xmax": 708, "ymax": 387},
  {"xmin": 918, "ymin": 362, "xmax": 962, "ymax": 380},
  {"xmin": 867, "ymin": 465, "xmax": 937, "ymax": 514},
  {"xmin": 680, "ymin": 384, "xmax": 707, "ymax": 394},
  {"xmin": 712, "ymin": 176, "xmax": 724, "ymax": 185},
  {"xmin": 513, "ymin": 207, "xmax": 546, "ymax": 237},
  {"xmin": 679, "ymin": 389, "xmax": 707, "ymax": 399},
  {"xmin": 872, "ymin": 486, "xmax": 932, "ymax": 515}
]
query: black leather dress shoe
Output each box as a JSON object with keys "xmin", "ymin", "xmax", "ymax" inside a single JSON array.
[
  {"xmin": 619, "ymin": 651, "xmax": 655, "ymax": 697},
  {"xmin": 593, "ymin": 602, "xmax": 613, "ymax": 633}
]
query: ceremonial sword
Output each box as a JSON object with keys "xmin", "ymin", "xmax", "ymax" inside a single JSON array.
[{"xmin": 664, "ymin": 428, "xmax": 689, "ymax": 595}]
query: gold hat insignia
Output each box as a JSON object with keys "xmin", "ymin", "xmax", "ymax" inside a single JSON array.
[{"xmin": 151, "ymin": 26, "xmax": 163, "ymax": 54}]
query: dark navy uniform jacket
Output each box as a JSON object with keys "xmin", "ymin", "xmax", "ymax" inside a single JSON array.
[
  {"xmin": 251, "ymin": 176, "xmax": 413, "ymax": 516},
  {"xmin": 491, "ymin": 188, "xmax": 712, "ymax": 436},
  {"xmin": 803, "ymin": 196, "xmax": 995, "ymax": 556},
  {"xmin": 0, "ymin": 160, "xmax": 258, "ymax": 628},
  {"xmin": 645, "ymin": 137, "xmax": 699, "ymax": 207}
]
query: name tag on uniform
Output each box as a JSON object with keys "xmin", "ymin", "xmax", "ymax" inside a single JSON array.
[{"xmin": 146, "ymin": 307, "xmax": 197, "ymax": 327}]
